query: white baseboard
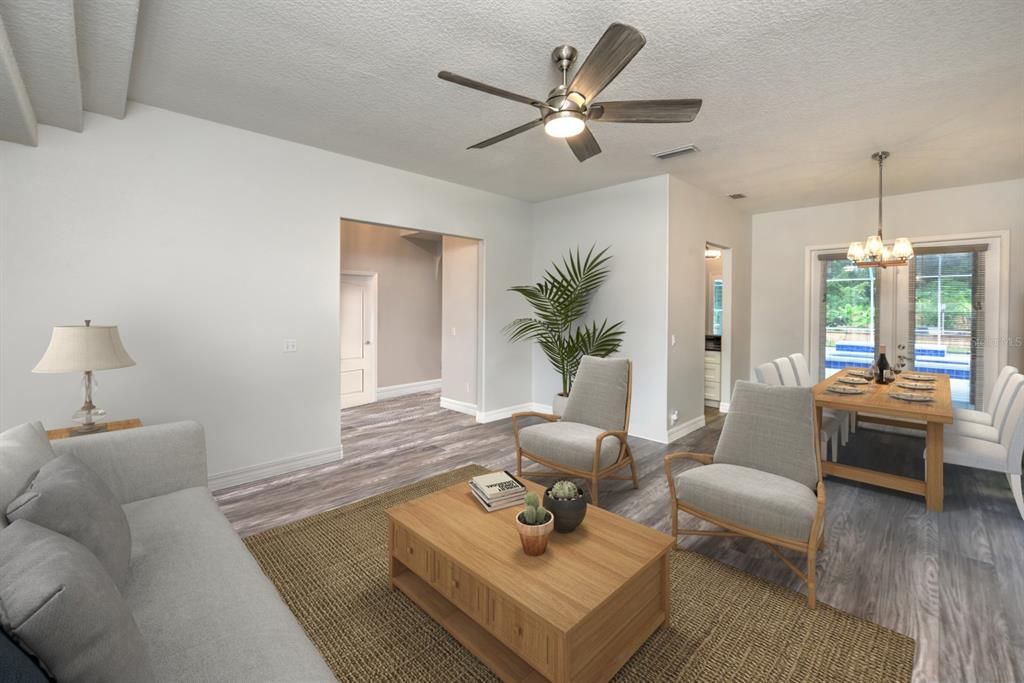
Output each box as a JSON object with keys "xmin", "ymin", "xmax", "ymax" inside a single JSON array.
[
  {"xmin": 208, "ymin": 446, "xmax": 343, "ymax": 491},
  {"xmin": 667, "ymin": 414, "xmax": 706, "ymax": 443},
  {"xmin": 439, "ymin": 396, "xmax": 478, "ymax": 416},
  {"xmin": 376, "ymin": 378, "xmax": 441, "ymax": 401},
  {"xmin": 476, "ymin": 402, "xmax": 550, "ymax": 424}
]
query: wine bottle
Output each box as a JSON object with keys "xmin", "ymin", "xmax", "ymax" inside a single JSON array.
[{"xmin": 876, "ymin": 344, "xmax": 890, "ymax": 384}]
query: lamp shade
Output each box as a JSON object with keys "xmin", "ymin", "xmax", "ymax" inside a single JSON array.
[{"xmin": 33, "ymin": 325, "xmax": 135, "ymax": 374}]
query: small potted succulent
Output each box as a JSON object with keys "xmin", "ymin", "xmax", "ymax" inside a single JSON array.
[
  {"xmin": 514, "ymin": 492, "xmax": 554, "ymax": 556},
  {"xmin": 544, "ymin": 480, "xmax": 589, "ymax": 533}
]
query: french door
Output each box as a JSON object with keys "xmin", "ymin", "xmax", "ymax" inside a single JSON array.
[{"xmin": 811, "ymin": 237, "xmax": 1003, "ymax": 409}]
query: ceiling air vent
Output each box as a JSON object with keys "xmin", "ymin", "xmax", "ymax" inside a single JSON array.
[
  {"xmin": 728, "ymin": 193, "xmax": 747, "ymax": 199},
  {"xmin": 652, "ymin": 144, "xmax": 699, "ymax": 160}
]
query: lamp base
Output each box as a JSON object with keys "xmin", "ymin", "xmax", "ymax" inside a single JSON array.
[{"xmin": 70, "ymin": 422, "xmax": 107, "ymax": 436}]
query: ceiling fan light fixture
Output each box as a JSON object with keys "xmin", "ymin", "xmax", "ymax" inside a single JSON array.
[{"xmin": 544, "ymin": 111, "xmax": 586, "ymax": 138}]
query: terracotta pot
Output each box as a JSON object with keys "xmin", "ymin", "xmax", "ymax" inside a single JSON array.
[
  {"xmin": 552, "ymin": 393, "xmax": 569, "ymax": 416},
  {"xmin": 544, "ymin": 486, "xmax": 589, "ymax": 533},
  {"xmin": 515, "ymin": 511, "xmax": 555, "ymax": 556}
]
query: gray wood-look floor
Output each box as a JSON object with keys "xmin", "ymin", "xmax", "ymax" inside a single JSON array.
[{"xmin": 214, "ymin": 392, "xmax": 1024, "ymax": 683}]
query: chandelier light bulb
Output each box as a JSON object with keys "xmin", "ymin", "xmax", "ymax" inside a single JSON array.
[
  {"xmin": 865, "ymin": 234, "xmax": 884, "ymax": 257},
  {"xmin": 847, "ymin": 242, "xmax": 865, "ymax": 261},
  {"xmin": 891, "ymin": 237, "xmax": 914, "ymax": 260}
]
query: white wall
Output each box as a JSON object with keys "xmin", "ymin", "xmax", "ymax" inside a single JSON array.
[
  {"xmin": 751, "ymin": 179, "xmax": 1024, "ymax": 373},
  {"xmin": 0, "ymin": 104, "xmax": 533, "ymax": 482},
  {"xmin": 667, "ymin": 176, "xmax": 752, "ymax": 429},
  {"xmin": 441, "ymin": 235, "xmax": 479, "ymax": 407},
  {"xmin": 340, "ymin": 221, "xmax": 442, "ymax": 388},
  {"xmin": 529, "ymin": 176, "xmax": 670, "ymax": 442}
]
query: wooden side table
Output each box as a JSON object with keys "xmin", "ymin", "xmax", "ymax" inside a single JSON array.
[{"xmin": 47, "ymin": 418, "xmax": 143, "ymax": 441}]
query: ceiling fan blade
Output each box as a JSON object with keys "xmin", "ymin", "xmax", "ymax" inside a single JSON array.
[
  {"xmin": 589, "ymin": 99, "xmax": 702, "ymax": 123},
  {"xmin": 438, "ymin": 71, "xmax": 548, "ymax": 109},
  {"xmin": 568, "ymin": 23, "xmax": 646, "ymax": 103},
  {"xmin": 468, "ymin": 119, "xmax": 543, "ymax": 149},
  {"xmin": 567, "ymin": 127, "xmax": 601, "ymax": 162}
]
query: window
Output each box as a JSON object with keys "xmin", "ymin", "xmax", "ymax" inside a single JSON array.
[
  {"xmin": 819, "ymin": 257, "xmax": 878, "ymax": 378},
  {"xmin": 908, "ymin": 248, "xmax": 986, "ymax": 408},
  {"xmin": 712, "ymin": 279, "xmax": 724, "ymax": 335}
]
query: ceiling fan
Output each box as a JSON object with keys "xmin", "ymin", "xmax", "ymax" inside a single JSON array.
[{"xmin": 438, "ymin": 23, "xmax": 702, "ymax": 162}]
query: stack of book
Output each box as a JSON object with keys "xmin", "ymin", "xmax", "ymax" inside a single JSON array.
[{"xmin": 469, "ymin": 471, "xmax": 527, "ymax": 512}]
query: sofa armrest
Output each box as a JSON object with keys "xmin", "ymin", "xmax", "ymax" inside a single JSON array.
[{"xmin": 50, "ymin": 421, "xmax": 208, "ymax": 504}]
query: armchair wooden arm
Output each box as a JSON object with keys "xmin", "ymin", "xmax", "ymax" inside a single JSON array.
[
  {"xmin": 663, "ymin": 451, "xmax": 713, "ymax": 501},
  {"xmin": 594, "ymin": 430, "xmax": 629, "ymax": 471}
]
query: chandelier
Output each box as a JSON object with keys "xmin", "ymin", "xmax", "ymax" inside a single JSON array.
[{"xmin": 846, "ymin": 151, "xmax": 914, "ymax": 268}]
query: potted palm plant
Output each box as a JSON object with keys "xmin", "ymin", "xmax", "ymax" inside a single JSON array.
[{"xmin": 504, "ymin": 245, "xmax": 625, "ymax": 414}]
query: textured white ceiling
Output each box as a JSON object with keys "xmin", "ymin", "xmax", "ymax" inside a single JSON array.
[
  {"xmin": 124, "ymin": 0, "xmax": 1022, "ymax": 210},
  {"xmin": 0, "ymin": 14, "xmax": 36, "ymax": 146},
  {"xmin": 74, "ymin": 0, "xmax": 139, "ymax": 118},
  {"xmin": 0, "ymin": 0, "xmax": 81, "ymax": 131}
]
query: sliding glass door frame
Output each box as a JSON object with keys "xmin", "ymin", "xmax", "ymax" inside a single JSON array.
[{"xmin": 804, "ymin": 231, "xmax": 1010, "ymax": 409}]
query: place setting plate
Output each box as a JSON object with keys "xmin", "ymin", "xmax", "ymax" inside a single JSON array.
[
  {"xmin": 846, "ymin": 369, "xmax": 874, "ymax": 379},
  {"xmin": 896, "ymin": 382, "xmax": 935, "ymax": 391},
  {"xmin": 903, "ymin": 373, "xmax": 935, "ymax": 382},
  {"xmin": 838, "ymin": 376, "xmax": 870, "ymax": 385},
  {"xmin": 890, "ymin": 391, "xmax": 934, "ymax": 403},
  {"xmin": 827, "ymin": 385, "xmax": 866, "ymax": 395}
]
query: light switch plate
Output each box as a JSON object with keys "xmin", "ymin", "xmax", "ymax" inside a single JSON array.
[{"xmin": 283, "ymin": 339, "xmax": 298, "ymax": 353}]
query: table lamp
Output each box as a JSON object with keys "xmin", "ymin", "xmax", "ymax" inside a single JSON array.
[{"xmin": 33, "ymin": 320, "xmax": 136, "ymax": 434}]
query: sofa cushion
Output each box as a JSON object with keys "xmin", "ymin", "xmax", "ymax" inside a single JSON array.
[
  {"xmin": 7, "ymin": 454, "xmax": 132, "ymax": 590},
  {"xmin": 0, "ymin": 423, "xmax": 55, "ymax": 529},
  {"xmin": 519, "ymin": 421, "xmax": 623, "ymax": 472},
  {"xmin": 0, "ymin": 520, "xmax": 153, "ymax": 682},
  {"xmin": 122, "ymin": 487, "xmax": 335, "ymax": 682},
  {"xmin": 675, "ymin": 463, "xmax": 820, "ymax": 542}
]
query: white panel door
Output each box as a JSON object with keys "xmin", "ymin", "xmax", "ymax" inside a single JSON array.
[{"xmin": 340, "ymin": 273, "xmax": 376, "ymax": 408}]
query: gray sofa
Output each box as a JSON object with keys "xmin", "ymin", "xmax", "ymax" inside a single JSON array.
[{"xmin": 2, "ymin": 421, "xmax": 335, "ymax": 682}]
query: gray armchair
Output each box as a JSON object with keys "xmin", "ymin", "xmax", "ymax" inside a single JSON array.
[
  {"xmin": 512, "ymin": 356, "xmax": 636, "ymax": 505},
  {"xmin": 664, "ymin": 381, "xmax": 826, "ymax": 607}
]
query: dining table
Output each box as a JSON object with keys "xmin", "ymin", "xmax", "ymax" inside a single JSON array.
[{"xmin": 812, "ymin": 368, "xmax": 954, "ymax": 512}]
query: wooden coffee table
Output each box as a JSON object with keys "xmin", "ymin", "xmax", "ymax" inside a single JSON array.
[{"xmin": 386, "ymin": 478, "xmax": 674, "ymax": 683}]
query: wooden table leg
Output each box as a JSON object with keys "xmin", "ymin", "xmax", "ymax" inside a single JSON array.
[{"xmin": 925, "ymin": 422, "xmax": 944, "ymax": 512}]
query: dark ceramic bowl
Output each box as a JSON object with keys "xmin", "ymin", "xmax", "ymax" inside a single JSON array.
[{"xmin": 544, "ymin": 486, "xmax": 590, "ymax": 533}]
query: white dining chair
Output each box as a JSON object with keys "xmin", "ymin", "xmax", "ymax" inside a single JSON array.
[
  {"xmin": 775, "ymin": 356, "xmax": 849, "ymax": 450},
  {"xmin": 937, "ymin": 373, "xmax": 1024, "ymax": 520},
  {"xmin": 788, "ymin": 353, "xmax": 854, "ymax": 441},
  {"xmin": 755, "ymin": 362, "xmax": 782, "ymax": 385},
  {"xmin": 756, "ymin": 360, "xmax": 840, "ymax": 461},
  {"xmin": 948, "ymin": 366, "xmax": 1022, "ymax": 443},
  {"xmin": 954, "ymin": 365, "xmax": 1018, "ymax": 426}
]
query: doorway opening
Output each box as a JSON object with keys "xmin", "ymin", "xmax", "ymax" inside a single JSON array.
[
  {"xmin": 704, "ymin": 242, "xmax": 733, "ymax": 418},
  {"xmin": 339, "ymin": 219, "xmax": 482, "ymax": 417}
]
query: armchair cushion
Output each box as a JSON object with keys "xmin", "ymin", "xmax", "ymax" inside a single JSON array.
[
  {"xmin": 561, "ymin": 356, "xmax": 630, "ymax": 431},
  {"xmin": 674, "ymin": 463, "xmax": 819, "ymax": 542},
  {"xmin": 518, "ymin": 422, "xmax": 622, "ymax": 472},
  {"xmin": 714, "ymin": 381, "xmax": 819, "ymax": 490}
]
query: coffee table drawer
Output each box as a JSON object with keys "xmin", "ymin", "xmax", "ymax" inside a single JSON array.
[
  {"xmin": 391, "ymin": 523, "xmax": 434, "ymax": 579},
  {"xmin": 433, "ymin": 553, "xmax": 561, "ymax": 679}
]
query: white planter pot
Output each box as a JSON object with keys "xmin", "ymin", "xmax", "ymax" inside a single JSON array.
[{"xmin": 552, "ymin": 394, "xmax": 569, "ymax": 416}]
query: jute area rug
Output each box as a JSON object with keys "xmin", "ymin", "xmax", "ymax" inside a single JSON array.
[{"xmin": 244, "ymin": 465, "xmax": 914, "ymax": 682}]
